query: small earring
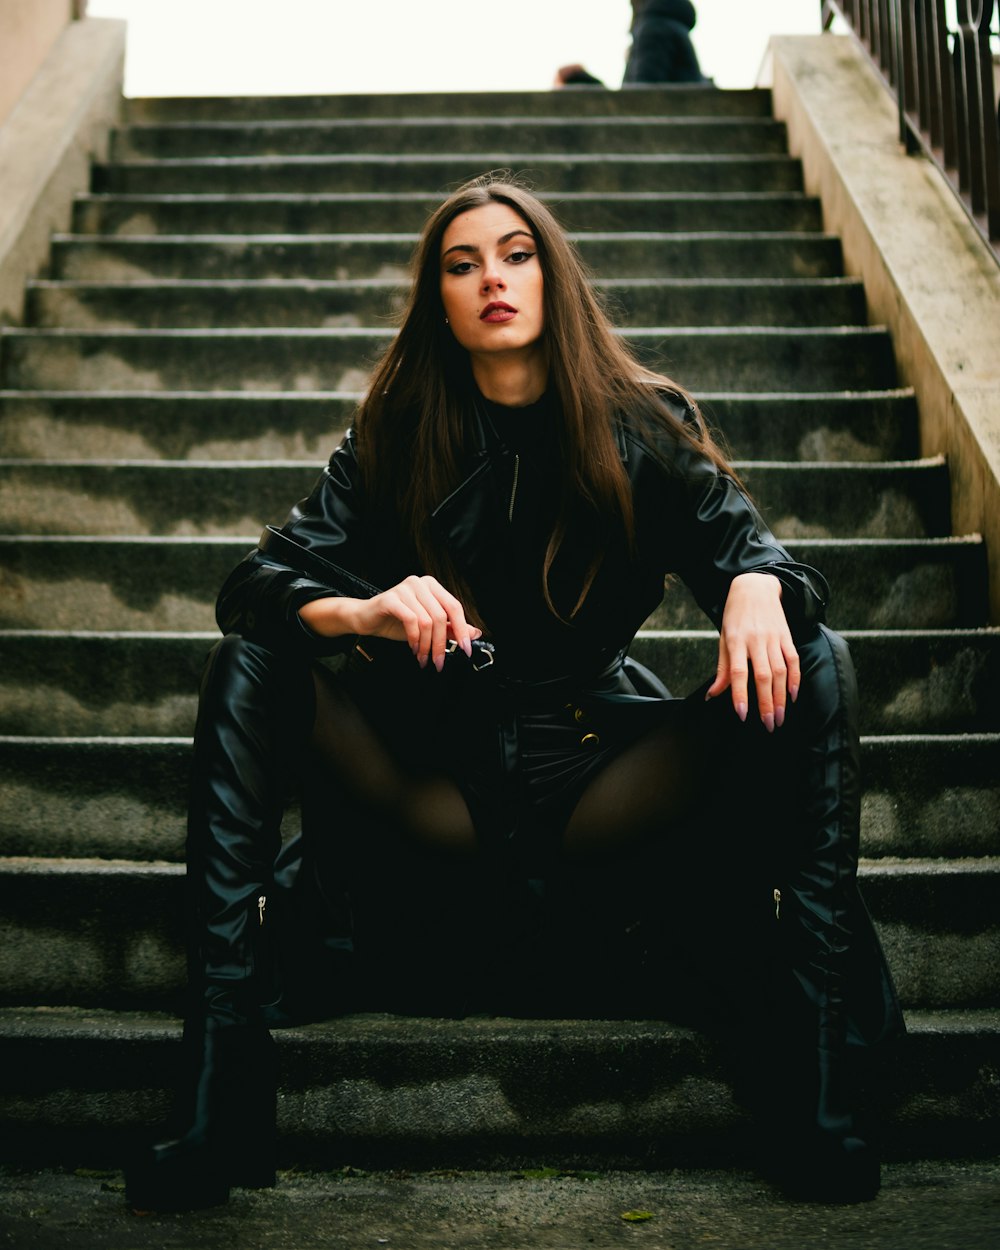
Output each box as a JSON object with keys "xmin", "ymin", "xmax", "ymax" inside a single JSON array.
[{"xmin": 444, "ymin": 316, "xmax": 449, "ymax": 325}]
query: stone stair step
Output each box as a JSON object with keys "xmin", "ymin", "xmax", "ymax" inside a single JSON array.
[
  {"xmin": 860, "ymin": 733, "xmax": 1000, "ymax": 858},
  {"xmin": 3, "ymin": 732, "xmax": 994, "ymax": 864},
  {"xmin": 126, "ymin": 87, "xmax": 775, "ymax": 122},
  {"xmin": 47, "ymin": 232, "xmax": 841, "ymax": 282},
  {"xmin": 73, "ymin": 191, "xmax": 825, "ymax": 236},
  {"xmin": 0, "ymin": 627, "xmax": 995, "ymax": 738},
  {"xmin": 0, "ymin": 459, "xmax": 321, "ymax": 537},
  {"xmin": 0, "ymin": 631, "xmax": 217, "ymax": 737},
  {"xmin": 0, "ymin": 458, "xmax": 948, "ymax": 540},
  {"xmin": 0, "ymin": 326, "xmax": 894, "ymax": 394},
  {"xmin": 631, "ymin": 629, "xmax": 1000, "ymax": 731},
  {"xmin": 109, "ymin": 117, "xmax": 791, "ymax": 160},
  {"xmin": 737, "ymin": 459, "xmax": 949, "ymax": 538},
  {"xmin": 703, "ymin": 391, "xmax": 919, "ymax": 462},
  {"xmin": 859, "ymin": 861, "xmax": 1000, "ymax": 1011},
  {"xmin": 0, "ymin": 736, "xmax": 192, "ymax": 862},
  {"xmin": 0, "ymin": 858, "xmax": 186, "ymax": 1009},
  {"xmin": 0, "ymin": 536, "xmax": 985, "ymax": 632},
  {"xmin": 1, "ymin": 855, "xmax": 996, "ymax": 1011},
  {"xmin": 0, "ymin": 535, "xmax": 248, "ymax": 632},
  {"xmin": 648, "ymin": 536, "xmax": 987, "ymax": 631},
  {"xmin": 0, "ymin": 389, "xmax": 920, "ymax": 462},
  {"xmin": 91, "ymin": 154, "xmax": 805, "ymax": 196},
  {"xmin": 26, "ymin": 277, "xmax": 867, "ymax": 330},
  {"xmin": 1, "ymin": 1005, "xmax": 996, "ymax": 1168},
  {"xmin": 0, "ymin": 390, "xmax": 365, "ymax": 461},
  {"xmin": 125, "ymin": 87, "xmax": 776, "ymax": 123}
]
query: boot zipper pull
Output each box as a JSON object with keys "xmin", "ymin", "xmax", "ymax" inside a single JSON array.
[
  {"xmin": 258, "ymin": 895, "xmax": 267, "ymax": 926},
  {"xmin": 773, "ymin": 888, "xmax": 781, "ymax": 921}
]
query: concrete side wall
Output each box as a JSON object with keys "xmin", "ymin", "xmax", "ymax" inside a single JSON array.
[
  {"xmin": 0, "ymin": 16, "xmax": 125, "ymax": 326},
  {"xmin": 768, "ymin": 34, "xmax": 1000, "ymax": 624},
  {"xmin": 0, "ymin": 0, "xmax": 75, "ymax": 129}
]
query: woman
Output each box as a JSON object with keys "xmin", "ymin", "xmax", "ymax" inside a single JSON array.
[{"xmin": 126, "ymin": 175, "xmax": 902, "ymax": 1211}]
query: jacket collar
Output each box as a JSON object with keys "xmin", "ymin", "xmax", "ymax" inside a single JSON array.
[{"xmin": 466, "ymin": 389, "xmax": 629, "ymax": 464}]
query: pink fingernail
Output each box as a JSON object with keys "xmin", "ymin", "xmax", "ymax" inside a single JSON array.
[
  {"xmin": 736, "ymin": 702, "xmax": 748, "ymax": 722},
  {"xmin": 775, "ymin": 705, "xmax": 785, "ymax": 728},
  {"xmin": 462, "ymin": 638, "xmax": 472, "ymax": 658},
  {"xmin": 790, "ymin": 683, "xmax": 799, "ymax": 703},
  {"xmin": 762, "ymin": 712, "xmax": 775, "ymax": 733}
]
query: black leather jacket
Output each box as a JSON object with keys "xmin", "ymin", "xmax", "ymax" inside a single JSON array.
[{"xmin": 217, "ymin": 391, "xmax": 828, "ymax": 670}]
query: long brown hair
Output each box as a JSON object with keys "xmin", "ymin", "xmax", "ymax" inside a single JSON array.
[{"xmin": 354, "ymin": 173, "xmax": 735, "ymax": 624}]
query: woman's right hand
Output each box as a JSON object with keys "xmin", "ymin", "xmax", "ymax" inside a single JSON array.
[{"xmin": 298, "ymin": 575, "xmax": 481, "ymax": 671}]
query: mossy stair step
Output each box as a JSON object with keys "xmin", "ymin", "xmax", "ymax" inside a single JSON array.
[
  {"xmin": 3, "ymin": 732, "xmax": 995, "ymax": 863},
  {"xmin": 0, "ymin": 389, "xmax": 921, "ymax": 462},
  {"xmin": 26, "ymin": 276, "xmax": 865, "ymax": 329},
  {"xmin": 0, "ymin": 457, "xmax": 950, "ymax": 539},
  {"xmin": 72, "ymin": 191, "xmax": 826, "ymax": 236}
]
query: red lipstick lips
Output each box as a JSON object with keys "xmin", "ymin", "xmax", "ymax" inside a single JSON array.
[{"xmin": 480, "ymin": 301, "xmax": 517, "ymax": 322}]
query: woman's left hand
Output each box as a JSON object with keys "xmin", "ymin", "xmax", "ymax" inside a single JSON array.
[{"xmin": 705, "ymin": 572, "xmax": 800, "ymax": 731}]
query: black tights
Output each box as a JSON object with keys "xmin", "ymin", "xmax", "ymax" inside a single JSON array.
[
  {"xmin": 308, "ymin": 661, "xmax": 709, "ymax": 863},
  {"xmin": 304, "ymin": 660, "xmax": 738, "ymax": 1021}
]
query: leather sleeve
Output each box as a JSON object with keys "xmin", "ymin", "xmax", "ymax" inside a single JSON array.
[
  {"xmin": 631, "ymin": 415, "xmax": 829, "ymax": 634},
  {"xmin": 215, "ymin": 431, "xmax": 371, "ymax": 654}
]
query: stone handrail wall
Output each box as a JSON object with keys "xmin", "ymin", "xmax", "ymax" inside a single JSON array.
[
  {"xmin": 0, "ymin": 0, "xmax": 80, "ymax": 129},
  {"xmin": 770, "ymin": 33, "xmax": 1000, "ymax": 623},
  {"xmin": 0, "ymin": 15, "xmax": 125, "ymax": 324}
]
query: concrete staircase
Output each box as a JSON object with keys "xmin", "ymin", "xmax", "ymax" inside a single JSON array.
[{"xmin": 1, "ymin": 86, "xmax": 997, "ymax": 1169}]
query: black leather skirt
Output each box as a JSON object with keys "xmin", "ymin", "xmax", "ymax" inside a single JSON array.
[{"xmin": 341, "ymin": 639, "xmax": 693, "ymax": 867}]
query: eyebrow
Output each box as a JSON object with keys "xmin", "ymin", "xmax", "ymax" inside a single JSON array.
[{"xmin": 441, "ymin": 229, "xmax": 535, "ymax": 260}]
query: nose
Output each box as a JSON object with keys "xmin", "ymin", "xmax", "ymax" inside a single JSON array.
[{"xmin": 481, "ymin": 260, "xmax": 505, "ymax": 293}]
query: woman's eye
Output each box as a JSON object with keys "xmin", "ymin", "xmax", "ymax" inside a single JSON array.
[
  {"xmin": 507, "ymin": 250, "xmax": 535, "ymax": 264},
  {"xmin": 446, "ymin": 260, "xmax": 476, "ymax": 275}
]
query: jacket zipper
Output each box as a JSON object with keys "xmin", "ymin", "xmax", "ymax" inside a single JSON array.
[
  {"xmin": 258, "ymin": 895, "xmax": 267, "ymax": 926},
  {"xmin": 508, "ymin": 454, "xmax": 520, "ymax": 523}
]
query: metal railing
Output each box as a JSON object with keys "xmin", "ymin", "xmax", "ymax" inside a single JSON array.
[{"xmin": 821, "ymin": 1, "xmax": 1000, "ymax": 262}]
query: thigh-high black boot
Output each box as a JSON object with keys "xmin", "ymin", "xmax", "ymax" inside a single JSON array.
[
  {"xmin": 126, "ymin": 633, "xmax": 314, "ymax": 1212},
  {"xmin": 757, "ymin": 625, "xmax": 901, "ymax": 1202}
]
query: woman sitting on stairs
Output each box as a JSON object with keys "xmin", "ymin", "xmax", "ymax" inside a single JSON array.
[{"xmin": 126, "ymin": 174, "xmax": 903, "ymax": 1211}]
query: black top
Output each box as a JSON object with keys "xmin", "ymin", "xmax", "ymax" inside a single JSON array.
[
  {"xmin": 478, "ymin": 389, "xmax": 611, "ymax": 677},
  {"xmin": 480, "ymin": 389, "xmax": 560, "ymax": 463}
]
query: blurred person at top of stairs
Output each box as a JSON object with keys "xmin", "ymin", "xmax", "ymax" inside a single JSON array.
[
  {"xmin": 555, "ymin": 1, "xmax": 707, "ymax": 91},
  {"xmin": 625, "ymin": 0, "xmax": 709, "ymax": 83}
]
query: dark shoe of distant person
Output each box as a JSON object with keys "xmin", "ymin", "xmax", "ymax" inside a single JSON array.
[{"xmin": 553, "ymin": 63, "xmax": 606, "ymax": 88}]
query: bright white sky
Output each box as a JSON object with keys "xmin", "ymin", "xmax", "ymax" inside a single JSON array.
[{"xmin": 86, "ymin": 1, "xmax": 832, "ymax": 97}]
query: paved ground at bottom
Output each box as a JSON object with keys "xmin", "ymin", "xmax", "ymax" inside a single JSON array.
[{"xmin": 1, "ymin": 1160, "xmax": 998, "ymax": 1250}]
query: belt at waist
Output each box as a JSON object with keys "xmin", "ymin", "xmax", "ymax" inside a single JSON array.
[{"xmin": 491, "ymin": 650, "xmax": 628, "ymax": 706}]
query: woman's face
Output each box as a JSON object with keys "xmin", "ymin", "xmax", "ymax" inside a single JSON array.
[{"xmin": 439, "ymin": 202, "xmax": 545, "ymax": 362}]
